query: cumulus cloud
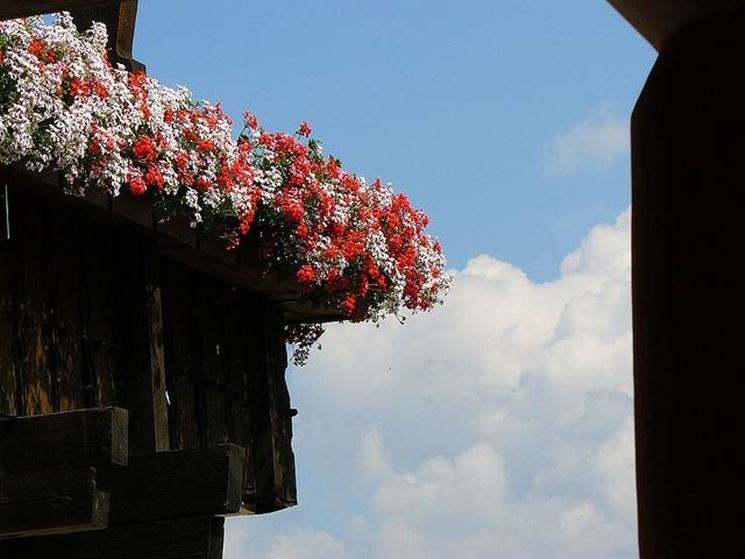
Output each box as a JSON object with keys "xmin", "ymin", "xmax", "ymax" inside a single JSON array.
[
  {"xmin": 226, "ymin": 208, "xmax": 636, "ymax": 559},
  {"xmin": 545, "ymin": 104, "xmax": 629, "ymax": 172}
]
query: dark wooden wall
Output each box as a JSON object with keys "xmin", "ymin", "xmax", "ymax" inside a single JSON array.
[
  {"xmin": 160, "ymin": 258, "xmax": 296, "ymax": 512},
  {"xmin": 0, "ymin": 181, "xmax": 296, "ymax": 512},
  {"xmin": 0, "ymin": 186, "xmax": 141, "ymax": 417}
]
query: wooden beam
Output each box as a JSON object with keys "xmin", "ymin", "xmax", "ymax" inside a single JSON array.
[
  {"xmin": 142, "ymin": 242, "xmax": 171, "ymax": 452},
  {"xmin": 607, "ymin": 0, "xmax": 745, "ymax": 51},
  {"xmin": 70, "ymin": 1, "xmax": 144, "ymax": 73},
  {"xmin": 0, "ymin": 1, "xmax": 120, "ymax": 20},
  {"xmin": 0, "ymin": 467, "xmax": 108, "ymax": 539},
  {"xmin": 0, "ymin": 166, "xmax": 343, "ymax": 323},
  {"xmin": 107, "ymin": 445, "xmax": 245, "ymax": 524},
  {"xmin": 242, "ymin": 300, "xmax": 297, "ymax": 514},
  {"xmin": 108, "ymin": 235, "xmax": 170, "ymax": 454},
  {"xmin": 264, "ymin": 302, "xmax": 297, "ymax": 510},
  {"xmin": 0, "ymin": 407, "xmax": 128, "ymax": 475},
  {"xmin": 0, "ymin": 516, "xmax": 225, "ymax": 559}
]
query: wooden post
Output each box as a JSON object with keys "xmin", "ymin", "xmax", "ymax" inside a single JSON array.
[
  {"xmin": 631, "ymin": 13, "xmax": 745, "ymax": 558},
  {"xmin": 263, "ymin": 301, "xmax": 297, "ymax": 510},
  {"xmin": 143, "ymin": 243, "xmax": 171, "ymax": 452},
  {"xmin": 71, "ymin": 1, "xmax": 145, "ymax": 74},
  {"xmin": 112, "ymin": 236, "xmax": 169, "ymax": 454}
]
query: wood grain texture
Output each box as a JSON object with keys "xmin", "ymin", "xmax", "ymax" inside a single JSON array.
[
  {"xmin": 70, "ymin": 1, "xmax": 145, "ymax": 74},
  {"xmin": 143, "ymin": 244, "xmax": 170, "ymax": 451},
  {"xmin": 107, "ymin": 445, "xmax": 244, "ymax": 524},
  {"xmin": 0, "ymin": 187, "xmax": 17, "ymax": 416},
  {"xmin": 12, "ymin": 193, "xmax": 53, "ymax": 415},
  {"xmin": 263, "ymin": 300, "xmax": 297, "ymax": 510},
  {"xmin": 0, "ymin": 516, "xmax": 225, "ymax": 559},
  {"xmin": 161, "ymin": 257, "xmax": 200, "ymax": 449},
  {"xmin": 0, "ymin": 466, "xmax": 108, "ymax": 539},
  {"xmin": 108, "ymin": 235, "xmax": 170, "ymax": 454},
  {"xmin": 0, "ymin": 164, "xmax": 341, "ymax": 324},
  {"xmin": 0, "ymin": 407, "xmax": 128, "ymax": 475}
]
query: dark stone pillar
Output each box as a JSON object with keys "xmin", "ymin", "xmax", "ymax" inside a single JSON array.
[{"xmin": 632, "ymin": 14, "xmax": 745, "ymax": 559}]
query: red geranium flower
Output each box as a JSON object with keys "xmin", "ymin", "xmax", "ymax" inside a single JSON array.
[
  {"xmin": 128, "ymin": 175, "xmax": 147, "ymax": 196},
  {"xmin": 298, "ymin": 121, "xmax": 312, "ymax": 137}
]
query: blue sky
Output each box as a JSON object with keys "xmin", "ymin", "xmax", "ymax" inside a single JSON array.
[
  {"xmin": 133, "ymin": 1, "xmax": 654, "ymax": 557},
  {"xmin": 137, "ymin": 0, "xmax": 653, "ymax": 281}
]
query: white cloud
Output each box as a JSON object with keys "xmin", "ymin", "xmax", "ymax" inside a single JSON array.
[
  {"xmin": 545, "ymin": 104, "xmax": 629, "ymax": 172},
  {"xmin": 358, "ymin": 428, "xmax": 394, "ymax": 480},
  {"xmin": 225, "ymin": 208, "xmax": 636, "ymax": 559},
  {"xmin": 267, "ymin": 530, "xmax": 347, "ymax": 559}
]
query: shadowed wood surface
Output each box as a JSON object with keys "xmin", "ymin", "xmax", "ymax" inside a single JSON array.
[
  {"xmin": 107, "ymin": 445, "xmax": 245, "ymax": 524},
  {"xmin": 0, "ymin": 516, "xmax": 225, "ymax": 558},
  {"xmin": 0, "ymin": 175, "xmax": 299, "ymax": 513},
  {"xmin": 631, "ymin": 14, "xmax": 745, "ymax": 558},
  {"xmin": 262, "ymin": 300, "xmax": 297, "ymax": 511},
  {"xmin": 69, "ymin": 1, "xmax": 144, "ymax": 72},
  {"xmin": 0, "ymin": 407, "xmax": 128, "ymax": 475},
  {"xmin": 160, "ymin": 260, "xmax": 298, "ymax": 512},
  {"xmin": 0, "ymin": 467, "xmax": 108, "ymax": 539},
  {"xmin": 0, "ymin": 165, "xmax": 343, "ymax": 325}
]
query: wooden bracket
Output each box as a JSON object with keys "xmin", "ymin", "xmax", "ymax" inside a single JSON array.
[
  {"xmin": 107, "ymin": 445, "xmax": 245, "ymax": 524},
  {"xmin": 0, "ymin": 467, "xmax": 109, "ymax": 540},
  {"xmin": 0, "ymin": 407, "xmax": 128, "ymax": 475},
  {"xmin": 0, "ymin": 407, "xmax": 127, "ymax": 540}
]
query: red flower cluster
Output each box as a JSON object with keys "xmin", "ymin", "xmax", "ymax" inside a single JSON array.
[
  {"xmin": 0, "ymin": 15, "xmax": 450, "ymax": 366},
  {"xmin": 242, "ymin": 125, "xmax": 449, "ymax": 336}
]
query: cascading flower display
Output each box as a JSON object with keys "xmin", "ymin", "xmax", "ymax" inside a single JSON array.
[{"xmin": 0, "ymin": 14, "xmax": 451, "ymax": 364}]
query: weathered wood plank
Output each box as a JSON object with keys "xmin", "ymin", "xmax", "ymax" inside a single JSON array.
[
  {"xmin": 0, "ymin": 407, "xmax": 128, "ymax": 475},
  {"xmin": 46, "ymin": 206, "xmax": 86, "ymax": 411},
  {"xmin": 107, "ymin": 445, "xmax": 244, "ymax": 524},
  {"xmin": 0, "ymin": 467, "xmax": 108, "ymax": 539},
  {"xmin": 0, "ymin": 186, "xmax": 17, "ymax": 416},
  {"xmin": 143, "ymin": 243, "xmax": 170, "ymax": 451},
  {"xmin": 223, "ymin": 287, "xmax": 253, "ymax": 509},
  {"xmin": 109, "ymin": 235, "xmax": 169, "ymax": 454},
  {"xmin": 0, "ymin": 164, "xmax": 341, "ymax": 324},
  {"xmin": 70, "ymin": 1, "xmax": 145, "ymax": 73},
  {"xmin": 0, "ymin": 516, "xmax": 225, "ymax": 559},
  {"xmin": 242, "ymin": 297, "xmax": 274, "ymax": 513},
  {"xmin": 263, "ymin": 300, "xmax": 297, "ymax": 510},
  {"xmin": 12, "ymin": 193, "xmax": 54, "ymax": 415},
  {"xmin": 78, "ymin": 218, "xmax": 117, "ymax": 406},
  {"xmin": 161, "ymin": 257, "xmax": 200, "ymax": 449},
  {"xmin": 195, "ymin": 276, "xmax": 229, "ymax": 447},
  {"xmin": 111, "ymin": 190, "xmax": 154, "ymax": 230}
]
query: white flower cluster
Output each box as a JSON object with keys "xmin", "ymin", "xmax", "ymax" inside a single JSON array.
[{"xmin": 0, "ymin": 14, "xmax": 256, "ymax": 228}]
